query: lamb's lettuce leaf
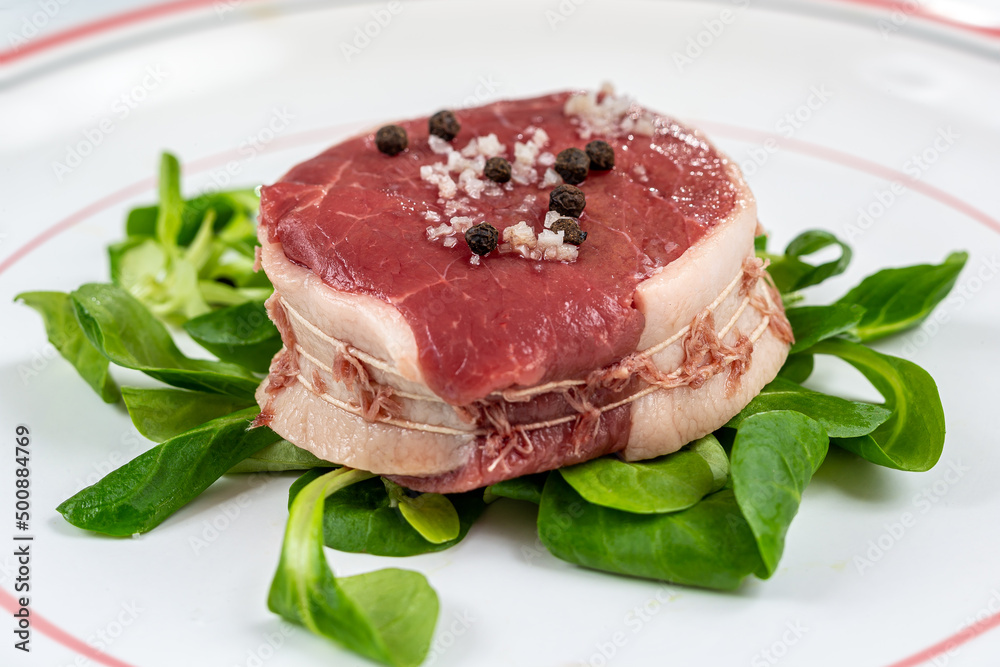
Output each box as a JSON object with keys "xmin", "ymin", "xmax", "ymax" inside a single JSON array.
[
  {"xmin": 761, "ymin": 230, "xmax": 852, "ymax": 293},
  {"xmin": 15, "ymin": 291, "xmax": 120, "ymax": 403},
  {"xmin": 485, "ymin": 474, "xmax": 549, "ymax": 505},
  {"xmin": 785, "ymin": 304, "xmax": 864, "ymax": 354},
  {"xmin": 289, "ymin": 470, "xmax": 485, "ymax": 557},
  {"xmin": 121, "ymin": 386, "xmax": 255, "ymax": 442},
  {"xmin": 183, "ymin": 300, "xmax": 281, "ymax": 374},
  {"xmin": 268, "ymin": 468, "xmax": 438, "ymax": 667},
  {"xmin": 810, "ymin": 339, "xmax": 945, "ymax": 471},
  {"xmin": 113, "ymin": 152, "xmax": 270, "ymax": 323},
  {"xmin": 71, "ymin": 283, "xmax": 259, "ymax": 398},
  {"xmin": 836, "ymin": 252, "xmax": 968, "ymax": 342},
  {"xmin": 538, "ymin": 475, "xmax": 764, "ymax": 590},
  {"xmin": 557, "ymin": 435, "xmax": 727, "ymax": 514},
  {"xmin": 57, "ymin": 407, "xmax": 278, "ymax": 535},
  {"xmin": 727, "ymin": 377, "xmax": 892, "ymax": 438},
  {"xmin": 731, "ymin": 411, "xmax": 829, "ymax": 576}
]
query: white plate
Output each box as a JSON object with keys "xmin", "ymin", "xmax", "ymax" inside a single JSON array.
[{"xmin": 2, "ymin": 2, "xmax": 1000, "ymax": 666}]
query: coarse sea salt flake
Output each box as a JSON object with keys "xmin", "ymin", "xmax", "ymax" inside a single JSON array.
[
  {"xmin": 428, "ymin": 135, "xmax": 452, "ymax": 154},
  {"xmin": 503, "ymin": 221, "xmax": 536, "ymax": 247},
  {"xmin": 514, "ymin": 141, "xmax": 537, "ymax": 166},
  {"xmin": 461, "ymin": 134, "xmax": 505, "ymax": 159},
  {"xmin": 537, "ymin": 229, "xmax": 564, "ymax": 250},
  {"xmin": 458, "ymin": 169, "xmax": 486, "ymax": 199},
  {"xmin": 426, "ymin": 223, "xmax": 453, "ymax": 241},
  {"xmin": 511, "ymin": 162, "xmax": 538, "ymax": 186},
  {"xmin": 450, "ymin": 216, "xmax": 475, "ymax": 233},
  {"xmin": 477, "ymin": 133, "xmax": 504, "ymax": 157},
  {"xmin": 540, "ymin": 168, "xmax": 562, "ymax": 188}
]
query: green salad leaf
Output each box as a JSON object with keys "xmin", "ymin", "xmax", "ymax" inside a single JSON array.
[
  {"xmin": 810, "ymin": 339, "xmax": 945, "ymax": 471},
  {"xmin": 558, "ymin": 437, "xmax": 725, "ymax": 514},
  {"xmin": 836, "ymin": 251, "xmax": 968, "ymax": 342},
  {"xmin": 485, "ymin": 473, "xmax": 549, "ymax": 505},
  {"xmin": 731, "ymin": 411, "xmax": 829, "ymax": 576},
  {"xmin": 727, "ymin": 377, "xmax": 892, "ymax": 438},
  {"xmin": 776, "ymin": 352, "xmax": 814, "ymax": 383},
  {"xmin": 763, "ymin": 230, "xmax": 852, "ymax": 293},
  {"xmin": 121, "ymin": 386, "xmax": 255, "ymax": 442},
  {"xmin": 227, "ymin": 440, "xmax": 330, "ymax": 474},
  {"xmin": 113, "ymin": 152, "xmax": 270, "ymax": 322},
  {"xmin": 383, "ymin": 479, "xmax": 461, "ymax": 544},
  {"xmin": 268, "ymin": 468, "xmax": 438, "ymax": 667},
  {"xmin": 785, "ymin": 304, "xmax": 865, "ymax": 354},
  {"xmin": 155, "ymin": 152, "xmax": 184, "ymax": 247},
  {"xmin": 538, "ymin": 475, "xmax": 764, "ymax": 590},
  {"xmin": 16, "ymin": 291, "xmax": 120, "ymax": 403},
  {"xmin": 183, "ymin": 300, "xmax": 282, "ymax": 373},
  {"xmin": 57, "ymin": 407, "xmax": 278, "ymax": 535},
  {"xmin": 289, "ymin": 470, "xmax": 484, "ymax": 557},
  {"xmin": 71, "ymin": 283, "xmax": 260, "ymax": 398},
  {"xmin": 688, "ymin": 435, "xmax": 730, "ymax": 492}
]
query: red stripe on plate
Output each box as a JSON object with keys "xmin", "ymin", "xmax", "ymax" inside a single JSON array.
[
  {"xmin": 0, "ymin": 588, "xmax": 137, "ymax": 667},
  {"xmin": 832, "ymin": 0, "xmax": 1000, "ymax": 39},
  {"xmin": 0, "ymin": 0, "xmax": 263, "ymax": 65},
  {"xmin": 0, "ymin": 0, "xmax": 995, "ymax": 68},
  {"xmin": 884, "ymin": 609, "xmax": 1000, "ymax": 667},
  {"xmin": 0, "ymin": 178, "xmax": 154, "ymax": 278}
]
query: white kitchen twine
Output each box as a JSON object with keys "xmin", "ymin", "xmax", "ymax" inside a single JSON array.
[{"xmin": 273, "ymin": 265, "xmax": 779, "ymax": 437}]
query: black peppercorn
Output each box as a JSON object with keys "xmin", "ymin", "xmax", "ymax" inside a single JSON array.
[
  {"xmin": 554, "ymin": 147, "xmax": 590, "ymax": 185},
  {"xmin": 548, "ymin": 184, "xmax": 586, "ymax": 218},
  {"xmin": 483, "ymin": 157, "xmax": 512, "ymax": 183},
  {"xmin": 465, "ymin": 223, "xmax": 499, "ymax": 256},
  {"xmin": 428, "ymin": 110, "xmax": 460, "ymax": 141},
  {"xmin": 551, "ymin": 218, "xmax": 587, "ymax": 246},
  {"xmin": 586, "ymin": 140, "xmax": 615, "ymax": 171},
  {"xmin": 375, "ymin": 125, "xmax": 407, "ymax": 155}
]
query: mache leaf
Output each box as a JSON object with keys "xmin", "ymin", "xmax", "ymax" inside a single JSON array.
[
  {"xmin": 785, "ymin": 304, "xmax": 865, "ymax": 354},
  {"xmin": 268, "ymin": 468, "xmax": 438, "ymax": 667},
  {"xmin": 765, "ymin": 230, "xmax": 852, "ymax": 293},
  {"xmin": 777, "ymin": 353, "xmax": 814, "ymax": 383},
  {"xmin": 485, "ymin": 473, "xmax": 549, "ymax": 505},
  {"xmin": 558, "ymin": 443, "xmax": 717, "ymax": 514},
  {"xmin": 538, "ymin": 475, "xmax": 764, "ymax": 590},
  {"xmin": 727, "ymin": 377, "xmax": 892, "ymax": 438},
  {"xmin": 57, "ymin": 407, "xmax": 279, "ymax": 535},
  {"xmin": 121, "ymin": 386, "xmax": 255, "ymax": 442},
  {"xmin": 289, "ymin": 470, "xmax": 484, "ymax": 557},
  {"xmin": 183, "ymin": 300, "xmax": 281, "ymax": 373},
  {"xmin": 383, "ymin": 479, "xmax": 461, "ymax": 544},
  {"xmin": 227, "ymin": 440, "xmax": 329, "ymax": 474},
  {"xmin": 16, "ymin": 291, "xmax": 119, "ymax": 403},
  {"xmin": 810, "ymin": 339, "xmax": 945, "ymax": 471},
  {"xmin": 155, "ymin": 152, "xmax": 184, "ymax": 249},
  {"xmin": 836, "ymin": 251, "xmax": 968, "ymax": 342},
  {"xmin": 70, "ymin": 283, "xmax": 260, "ymax": 398},
  {"xmin": 688, "ymin": 434, "xmax": 729, "ymax": 492},
  {"xmin": 731, "ymin": 411, "xmax": 829, "ymax": 576}
]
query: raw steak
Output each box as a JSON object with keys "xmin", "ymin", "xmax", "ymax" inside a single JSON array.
[{"xmin": 255, "ymin": 88, "xmax": 792, "ymax": 492}]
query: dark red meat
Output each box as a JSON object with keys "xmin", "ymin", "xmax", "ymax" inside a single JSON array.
[{"xmin": 260, "ymin": 92, "xmax": 736, "ymax": 405}]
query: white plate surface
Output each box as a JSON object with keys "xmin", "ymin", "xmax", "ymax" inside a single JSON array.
[{"xmin": 2, "ymin": 2, "xmax": 999, "ymax": 666}]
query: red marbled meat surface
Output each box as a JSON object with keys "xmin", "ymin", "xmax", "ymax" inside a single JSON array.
[{"xmin": 260, "ymin": 92, "xmax": 737, "ymax": 406}]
